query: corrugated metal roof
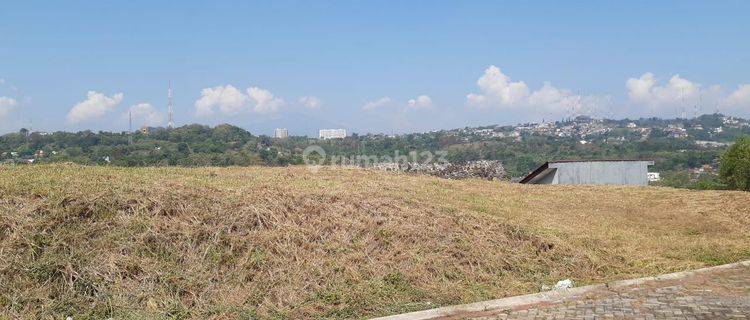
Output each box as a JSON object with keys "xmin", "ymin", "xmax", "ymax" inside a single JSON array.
[
  {"xmin": 548, "ymin": 159, "xmax": 650, "ymax": 163},
  {"xmin": 519, "ymin": 162, "xmax": 549, "ymax": 184}
]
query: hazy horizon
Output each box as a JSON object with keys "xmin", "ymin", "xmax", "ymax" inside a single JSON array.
[{"xmin": 7, "ymin": 112, "xmax": 742, "ymax": 139}]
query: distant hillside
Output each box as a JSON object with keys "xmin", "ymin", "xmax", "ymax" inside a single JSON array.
[
  {"xmin": 1, "ymin": 114, "xmax": 748, "ymax": 188},
  {"xmin": 1, "ymin": 165, "xmax": 748, "ymax": 319}
]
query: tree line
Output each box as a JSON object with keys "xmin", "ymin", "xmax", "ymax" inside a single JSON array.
[{"xmin": 1, "ymin": 123, "xmax": 749, "ymax": 191}]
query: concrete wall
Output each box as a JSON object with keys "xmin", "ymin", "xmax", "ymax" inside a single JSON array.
[
  {"xmin": 545, "ymin": 161, "xmax": 652, "ymax": 186},
  {"xmin": 536, "ymin": 169, "xmax": 558, "ymax": 184}
]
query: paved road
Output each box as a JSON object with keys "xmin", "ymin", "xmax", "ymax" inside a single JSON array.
[{"xmin": 443, "ymin": 265, "xmax": 750, "ymax": 320}]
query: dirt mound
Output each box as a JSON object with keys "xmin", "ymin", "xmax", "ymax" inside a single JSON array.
[{"xmin": 0, "ymin": 165, "xmax": 748, "ymax": 319}]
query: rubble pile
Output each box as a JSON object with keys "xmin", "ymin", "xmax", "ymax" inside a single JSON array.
[
  {"xmin": 371, "ymin": 160, "xmax": 506, "ymax": 180},
  {"xmin": 431, "ymin": 160, "xmax": 506, "ymax": 180}
]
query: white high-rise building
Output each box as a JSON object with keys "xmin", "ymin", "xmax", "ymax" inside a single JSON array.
[
  {"xmin": 319, "ymin": 129, "xmax": 346, "ymax": 139},
  {"xmin": 274, "ymin": 128, "xmax": 289, "ymax": 139}
]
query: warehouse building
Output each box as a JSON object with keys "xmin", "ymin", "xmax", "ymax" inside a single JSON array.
[{"xmin": 519, "ymin": 160, "xmax": 654, "ymax": 186}]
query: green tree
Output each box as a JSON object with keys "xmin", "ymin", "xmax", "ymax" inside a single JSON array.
[{"xmin": 719, "ymin": 137, "xmax": 750, "ymax": 191}]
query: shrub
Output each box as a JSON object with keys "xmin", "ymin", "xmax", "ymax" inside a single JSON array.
[{"xmin": 719, "ymin": 137, "xmax": 750, "ymax": 191}]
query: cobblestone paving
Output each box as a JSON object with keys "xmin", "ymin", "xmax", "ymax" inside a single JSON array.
[{"xmin": 451, "ymin": 265, "xmax": 750, "ymax": 319}]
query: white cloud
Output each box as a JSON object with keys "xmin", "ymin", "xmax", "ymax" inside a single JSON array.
[
  {"xmin": 466, "ymin": 65, "xmax": 603, "ymax": 118},
  {"xmin": 407, "ymin": 95, "xmax": 433, "ymax": 109},
  {"xmin": 194, "ymin": 85, "xmax": 249, "ymax": 116},
  {"xmin": 624, "ymin": 72, "xmax": 750, "ymax": 117},
  {"xmin": 527, "ymin": 83, "xmax": 572, "ymax": 107},
  {"xmin": 66, "ymin": 91, "xmax": 124, "ymax": 124},
  {"xmin": 297, "ymin": 96, "xmax": 322, "ymax": 109},
  {"xmin": 528, "ymin": 83, "xmax": 612, "ymax": 117},
  {"xmin": 363, "ymin": 95, "xmax": 434, "ymax": 124},
  {"xmin": 194, "ymin": 85, "xmax": 286, "ymax": 116},
  {"xmin": 362, "ymin": 97, "xmax": 393, "ymax": 110},
  {"xmin": 528, "ymin": 83, "xmax": 579, "ymax": 113},
  {"xmin": 126, "ymin": 103, "xmax": 164, "ymax": 126},
  {"xmin": 466, "ymin": 65, "xmax": 529, "ymax": 107},
  {"xmin": 0, "ymin": 78, "xmax": 5, "ymax": 85},
  {"xmin": 626, "ymin": 73, "xmax": 700, "ymax": 109},
  {"xmin": 723, "ymin": 84, "xmax": 750, "ymax": 107},
  {"xmin": 0, "ymin": 96, "xmax": 17, "ymax": 118},
  {"xmin": 0, "ymin": 97, "xmax": 16, "ymax": 107},
  {"xmin": 625, "ymin": 72, "xmax": 656, "ymax": 102},
  {"xmin": 247, "ymin": 86, "xmax": 285, "ymax": 113}
]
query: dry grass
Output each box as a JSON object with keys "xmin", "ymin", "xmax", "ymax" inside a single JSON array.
[{"xmin": 0, "ymin": 164, "xmax": 748, "ymax": 319}]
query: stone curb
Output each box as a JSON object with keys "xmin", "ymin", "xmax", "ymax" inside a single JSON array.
[{"xmin": 371, "ymin": 260, "xmax": 750, "ymax": 320}]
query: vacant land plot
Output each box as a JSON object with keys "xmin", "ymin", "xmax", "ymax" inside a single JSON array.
[{"xmin": 0, "ymin": 165, "xmax": 748, "ymax": 319}]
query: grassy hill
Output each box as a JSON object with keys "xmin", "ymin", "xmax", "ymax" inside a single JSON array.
[{"xmin": 1, "ymin": 165, "xmax": 749, "ymax": 319}]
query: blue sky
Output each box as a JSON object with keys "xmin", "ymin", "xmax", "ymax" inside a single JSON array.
[{"xmin": 1, "ymin": 1, "xmax": 749, "ymax": 136}]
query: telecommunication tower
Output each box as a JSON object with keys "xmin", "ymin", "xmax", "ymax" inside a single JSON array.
[
  {"xmin": 168, "ymin": 81, "xmax": 174, "ymax": 129},
  {"xmin": 128, "ymin": 110, "xmax": 133, "ymax": 145}
]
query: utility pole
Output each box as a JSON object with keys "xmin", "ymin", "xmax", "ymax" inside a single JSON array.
[
  {"xmin": 168, "ymin": 80, "xmax": 174, "ymax": 129},
  {"xmin": 128, "ymin": 110, "xmax": 133, "ymax": 145}
]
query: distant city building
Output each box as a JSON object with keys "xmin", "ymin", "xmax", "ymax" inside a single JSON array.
[
  {"xmin": 627, "ymin": 122, "xmax": 637, "ymax": 128},
  {"xmin": 664, "ymin": 124, "xmax": 688, "ymax": 138},
  {"xmin": 689, "ymin": 165, "xmax": 716, "ymax": 177},
  {"xmin": 520, "ymin": 160, "xmax": 654, "ymax": 186},
  {"xmin": 695, "ymin": 140, "xmax": 730, "ymax": 148},
  {"xmin": 319, "ymin": 129, "xmax": 346, "ymax": 139},
  {"xmin": 274, "ymin": 128, "xmax": 289, "ymax": 139}
]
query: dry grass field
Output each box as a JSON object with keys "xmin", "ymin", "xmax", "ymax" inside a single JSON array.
[{"xmin": 0, "ymin": 164, "xmax": 749, "ymax": 319}]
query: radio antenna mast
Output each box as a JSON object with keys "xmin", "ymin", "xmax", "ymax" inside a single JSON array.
[
  {"xmin": 694, "ymin": 94, "xmax": 702, "ymax": 118},
  {"xmin": 128, "ymin": 110, "xmax": 133, "ymax": 145},
  {"xmin": 168, "ymin": 80, "xmax": 174, "ymax": 129},
  {"xmin": 680, "ymin": 88, "xmax": 686, "ymax": 119}
]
